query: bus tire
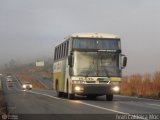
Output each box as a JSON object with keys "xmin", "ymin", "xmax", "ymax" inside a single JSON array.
[
  {"xmin": 57, "ymin": 92, "xmax": 63, "ymax": 97},
  {"xmin": 68, "ymin": 93, "xmax": 75, "ymax": 100},
  {"xmin": 56, "ymin": 81, "xmax": 63, "ymax": 97},
  {"xmin": 67, "ymin": 80, "xmax": 74, "ymax": 99},
  {"xmin": 106, "ymin": 94, "xmax": 113, "ymax": 101}
]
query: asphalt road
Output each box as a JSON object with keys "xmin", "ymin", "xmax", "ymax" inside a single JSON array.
[{"xmin": 1, "ymin": 75, "xmax": 160, "ymax": 120}]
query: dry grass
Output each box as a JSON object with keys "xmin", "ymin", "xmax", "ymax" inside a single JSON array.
[{"xmin": 120, "ymin": 72, "xmax": 160, "ymax": 99}]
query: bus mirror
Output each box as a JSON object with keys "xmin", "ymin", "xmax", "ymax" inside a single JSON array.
[
  {"xmin": 122, "ymin": 56, "xmax": 127, "ymax": 69},
  {"xmin": 68, "ymin": 55, "xmax": 73, "ymax": 67}
]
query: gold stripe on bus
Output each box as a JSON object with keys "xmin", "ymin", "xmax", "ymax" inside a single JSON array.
[{"xmin": 111, "ymin": 77, "xmax": 121, "ymax": 81}]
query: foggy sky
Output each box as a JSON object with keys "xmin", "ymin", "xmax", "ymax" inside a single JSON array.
[{"xmin": 0, "ymin": 0, "xmax": 160, "ymax": 75}]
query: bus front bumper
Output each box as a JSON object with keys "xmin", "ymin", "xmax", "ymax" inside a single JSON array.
[{"xmin": 72, "ymin": 84, "xmax": 113, "ymax": 95}]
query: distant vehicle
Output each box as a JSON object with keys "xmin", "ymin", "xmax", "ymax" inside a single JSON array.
[
  {"xmin": 53, "ymin": 33, "xmax": 127, "ymax": 101},
  {"xmin": 7, "ymin": 78, "xmax": 13, "ymax": 82},
  {"xmin": 7, "ymin": 75, "xmax": 12, "ymax": 78},
  {"xmin": 22, "ymin": 82, "xmax": 32, "ymax": 90},
  {"xmin": 7, "ymin": 78, "xmax": 13, "ymax": 87}
]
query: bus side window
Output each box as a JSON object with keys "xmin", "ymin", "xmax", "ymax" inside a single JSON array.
[
  {"xmin": 59, "ymin": 45, "xmax": 61, "ymax": 59},
  {"xmin": 54, "ymin": 48, "xmax": 56, "ymax": 60},
  {"xmin": 63, "ymin": 43, "xmax": 66, "ymax": 57},
  {"xmin": 61, "ymin": 44, "xmax": 63, "ymax": 59},
  {"xmin": 58, "ymin": 46, "xmax": 60, "ymax": 60},
  {"xmin": 61, "ymin": 45, "xmax": 63, "ymax": 58},
  {"xmin": 66, "ymin": 41, "xmax": 69, "ymax": 56}
]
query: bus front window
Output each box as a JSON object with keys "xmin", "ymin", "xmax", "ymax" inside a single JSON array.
[{"xmin": 73, "ymin": 51, "xmax": 121, "ymax": 77}]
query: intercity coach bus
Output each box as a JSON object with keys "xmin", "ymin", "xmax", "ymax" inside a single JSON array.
[{"xmin": 53, "ymin": 33, "xmax": 127, "ymax": 101}]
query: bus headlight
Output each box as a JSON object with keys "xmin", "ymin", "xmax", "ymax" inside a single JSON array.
[
  {"xmin": 112, "ymin": 86, "xmax": 120, "ymax": 92},
  {"xmin": 74, "ymin": 86, "xmax": 84, "ymax": 92},
  {"xmin": 75, "ymin": 86, "xmax": 81, "ymax": 91}
]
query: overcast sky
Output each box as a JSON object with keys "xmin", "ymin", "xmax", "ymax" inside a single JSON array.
[{"xmin": 0, "ymin": 0, "xmax": 160, "ymax": 75}]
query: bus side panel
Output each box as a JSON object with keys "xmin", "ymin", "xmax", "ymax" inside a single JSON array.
[
  {"xmin": 64, "ymin": 59, "xmax": 70, "ymax": 93},
  {"xmin": 53, "ymin": 61, "xmax": 64, "ymax": 92},
  {"xmin": 64, "ymin": 39, "xmax": 72, "ymax": 93},
  {"xmin": 62, "ymin": 59, "xmax": 67, "ymax": 92}
]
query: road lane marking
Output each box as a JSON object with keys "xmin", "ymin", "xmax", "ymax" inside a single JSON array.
[
  {"xmin": 11, "ymin": 80, "xmax": 147, "ymax": 120},
  {"xmin": 27, "ymin": 90, "xmax": 126, "ymax": 114},
  {"xmin": 147, "ymin": 103, "xmax": 160, "ymax": 107},
  {"xmin": 30, "ymin": 91, "xmax": 147, "ymax": 119},
  {"xmin": 13, "ymin": 89, "xmax": 146, "ymax": 119},
  {"xmin": 25, "ymin": 90, "xmax": 146, "ymax": 119},
  {"xmin": 73, "ymin": 100, "xmax": 127, "ymax": 114},
  {"xmin": 116, "ymin": 95, "xmax": 160, "ymax": 102}
]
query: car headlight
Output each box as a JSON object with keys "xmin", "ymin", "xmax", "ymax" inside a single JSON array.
[
  {"xmin": 22, "ymin": 85, "xmax": 26, "ymax": 88},
  {"xmin": 30, "ymin": 85, "xmax": 32, "ymax": 88}
]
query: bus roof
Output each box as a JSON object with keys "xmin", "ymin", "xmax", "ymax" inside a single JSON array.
[{"xmin": 67, "ymin": 33, "xmax": 120, "ymax": 39}]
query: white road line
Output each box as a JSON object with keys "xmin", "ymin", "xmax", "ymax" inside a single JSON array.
[
  {"xmin": 116, "ymin": 95, "xmax": 160, "ymax": 102},
  {"xmin": 74, "ymin": 101, "xmax": 127, "ymax": 114},
  {"xmin": 147, "ymin": 103, "xmax": 160, "ymax": 107},
  {"xmin": 27, "ymin": 90, "xmax": 126, "ymax": 114},
  {"xmin": 14, "ymin": 89, "xmax": 146, "ymax": 119}
]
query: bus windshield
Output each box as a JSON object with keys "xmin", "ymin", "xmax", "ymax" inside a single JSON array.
[
  {"xmin": 73, "ymin": 51, "xmax": 121, "ymax": 77},
  {"xmin": 73, "ymin": 38, "xmax": 120, "ymax": 50}
]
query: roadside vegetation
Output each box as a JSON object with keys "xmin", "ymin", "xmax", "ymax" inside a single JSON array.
[{"xmin": 120, "ymin": 72, "xmax": 160, "ymax": 99}]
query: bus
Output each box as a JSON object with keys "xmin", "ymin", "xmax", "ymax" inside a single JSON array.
[{"xmin": 53, "ymin": 33, "xmax": 127, "ymax": 101}]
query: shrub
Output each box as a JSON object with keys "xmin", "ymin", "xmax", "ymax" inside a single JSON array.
[{"xmin": 121, "ymin": 72, "xmax": 160, "ymax": 99}]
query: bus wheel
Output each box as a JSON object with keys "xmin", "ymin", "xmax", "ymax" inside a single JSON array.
[
  {"xmin": 56, "ymin": 81, "xmax": 63, "ymax": 97},
  {"xmin": 57, "ymin": 91, "xmax": 63, "ymax": 97},
  {"xmin": 106, "ymin": 94, "xmax": 113, "ymax": 101},
  {"xmin": 68, "ymin": 93, "xmax": 75, "ymax": 100},
  {"xmin": 67, "ymin": 80, "xmax": 75, "ymax": 99}
]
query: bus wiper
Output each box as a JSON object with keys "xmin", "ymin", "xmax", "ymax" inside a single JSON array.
[
  {"xmin": 97, "ymin": 51, "xmax": 110, "ymax": 77},
  {"xmin": 85, "ymin": 59, "xmax": 95, "ymax": 77},
  {"xmin": 102, "ymin": 66, "xmax": 110, "ymax": 77},
  {"xmin": 85, "ymin": 64, "xmax": 92, "ymax": 77}
]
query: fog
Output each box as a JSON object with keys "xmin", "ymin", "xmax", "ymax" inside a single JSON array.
[{"xmin": 0, "ymin": 0, "xmax": 160, "ymax": 75}]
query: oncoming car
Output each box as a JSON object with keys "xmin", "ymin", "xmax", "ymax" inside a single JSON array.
[
  {"xmin": 7, "ymin": 78, "xmax": 13, "ymax": 87},
  {"xmin": 22, "ymin": 82, "xmax": 32, "ymax": 90}
]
